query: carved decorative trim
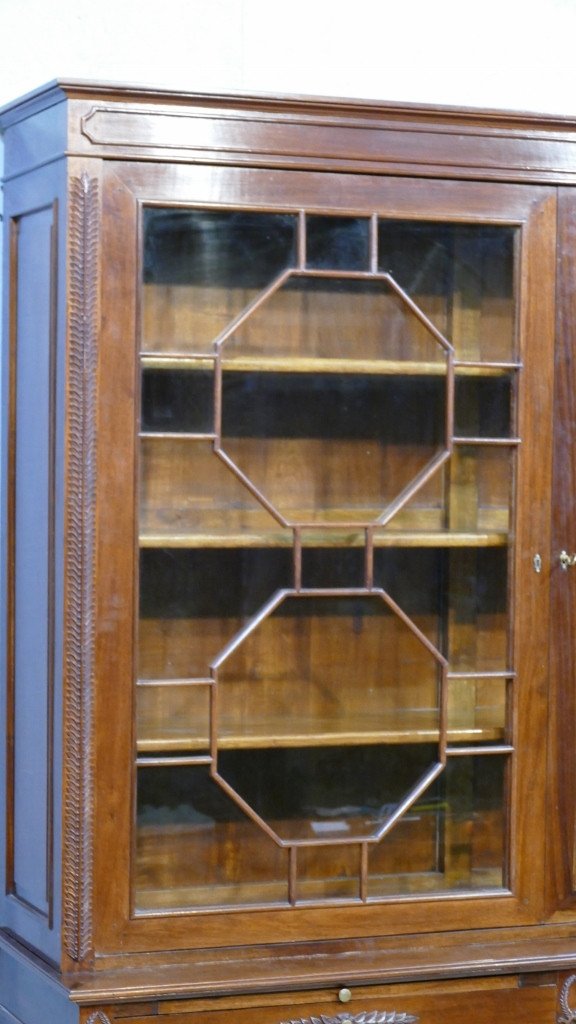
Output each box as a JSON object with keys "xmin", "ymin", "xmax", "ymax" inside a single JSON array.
[
  {"xmin": 559, "ymin": 975, "xmax": 576, "ymax": 1024},
  {"xmin": 62, "ymin": 172, "xmax": 99, "ymax": 962},
  {"xmin": 86, "ymin": 1012, "xmax": 112, "ymax": 1024},
  {"xmin": 280, "ymin": 1012, "xmax": 418, "ymax": 1024}
]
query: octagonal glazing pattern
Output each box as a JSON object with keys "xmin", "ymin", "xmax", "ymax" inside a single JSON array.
[
  {"xmin": 217, "ymin": 271, "xmax": 453, "ymax": 527},
  {"xmin": 212, "ymin": 591, "xmax": 446, "ymax": 843}
]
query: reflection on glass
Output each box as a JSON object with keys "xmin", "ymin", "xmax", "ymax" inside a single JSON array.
[
  {"xmin": 378, "ymin": 221, "xmax": 516, "ymax": 361},
  {"xmin": 135, "ymin": 766, "xmax": 288, "ymax": 910},
  {"xmin": 142, "ymin": 209, "xmax": 297, "ymax": 354},
  {"xmin": 368, "ymin": 755, "xmax": 506, "ymax": 895},
  {"xmin": 216, "ymin": 595, "xmax": 442, "ymax": 748},
  {"xmin": 216, "ymin": 745, "xmax": 439, "ymax": 841}
]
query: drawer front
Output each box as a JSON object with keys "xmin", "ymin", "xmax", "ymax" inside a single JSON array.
[{"xmin": 103, "ymin": 974, "xmax": 558, "ymax": 1024}]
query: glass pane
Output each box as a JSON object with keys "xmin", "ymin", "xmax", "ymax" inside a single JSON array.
[
  {"xmin": 135, "ymin": 766, "xmax": 288, "ymax": 910},
  {"xmin": 306, "ymin": 215, "xmax": 370, "ymax": 270},
  {"xmin": 141, "ymin": 366, "xmax": 214, "ymax": 434},
  {"xmin": 378, "ymin": 221, "xmax": 516, "ymax": 361},
  {"xmin": 137, "ymin": 207, "xmax": 517, "ymax": 912},
  {"xmin": 373, "ymin": 547, "xmax": 510, "ymax": 673},
  {"xmin": 447, "ymin": 677, "xmax": 508, "ymax": 745},
  {"xmin": 216, "ymin": 595, "xmax": 442, "ymax": 752},
  {"xmin": 220, "ymin": 370, "xmax": 447, "ymax": 525},
  {"xmin": 142, "ymin": 209, "xmax": 297, "ymax": 354},
  {"xmin": 367, "ymin": 755, "xmax": 507, "ymax": 896},
  {"xmin": 301, "ymin": 544, "xmax": 365, "ymax": 588},
  {"xmin": 221, "ymin": 275, "xmax": 448, "ymax": 365},
  {"xmin": 374, "ymin": 445, "xmax": 513, "ymax": 537},
  {"xmin": 216, "ymin": 744, "xmax": 439, "ymax": 842},
  {"xmin": 139, "ymin": 439, "xmax": 294, "ymax": 543},
  {"xmin": 454, "ymin": 376, "xmax": 512, "ymax": 438},
  {"xmin": 137, "ymin": 683, "xmax": 210, "ymax": 753},
  {"xmin": 296, "ymin": 844, "xmax": 361, "ymax": 903},
  {"xmin": 139, "ymin": 547, "xmax": 292, "ymax": 680},
  {"xmin": 447, "ymin": 548, "xmax": 509, "ymax": 672}
]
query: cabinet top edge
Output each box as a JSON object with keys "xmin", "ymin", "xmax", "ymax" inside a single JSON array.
[{"xmin": 3, "ymin": 77, "xmax": 576, "ymax": 135}]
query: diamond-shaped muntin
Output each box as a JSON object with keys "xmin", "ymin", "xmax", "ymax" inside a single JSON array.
[
  {"xmin": 211, "ymin": 589, "xmax": 447, "ymax": 846},
  {"xmin": 215, "ymin": 268, "xmax": 454, "ymax": 528}
]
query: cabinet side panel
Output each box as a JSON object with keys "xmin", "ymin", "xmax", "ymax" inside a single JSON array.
[
  {"xmin": 0, "ymin": 941, "xmax": 77, "ymax": 1024},
  {"xmin": 0, "ymin": 161, "xmax": 67, "ymax": 963}
]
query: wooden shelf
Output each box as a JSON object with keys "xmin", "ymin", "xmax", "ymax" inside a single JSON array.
[
  {"xmin": 134, "ymin": 867, "xmax": 505, "ymax": 913},
  {"xmin": 139, "ymin": 528, "xmax": 509, "ymax": 549},
  {"xmin": 141, "ymin": 353, "xmax": 519, "ymax": 377},
  {"xmin": 136, "ymin": 708, "xmax": 506, "ymax": 754}
]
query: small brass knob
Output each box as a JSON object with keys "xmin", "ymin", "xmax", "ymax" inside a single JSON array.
[{"xmin": 338, "ymin": 988, "xmax": 352, "ymax": 1004}]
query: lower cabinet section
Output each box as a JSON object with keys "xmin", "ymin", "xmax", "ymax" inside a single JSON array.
[{"xmin": 82, "ymin": 975, "xmax": 559, "ymax": 1024}]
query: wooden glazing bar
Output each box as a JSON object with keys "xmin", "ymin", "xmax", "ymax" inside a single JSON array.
[
  {"xmin": 377, "ymin": 450, "xmax": 452, "ymax": 529},
  {"xmin": 383, "ymin": 272, "xmax": 454, "ymax": 353},
  {"xmin": 213, "ymin": 447, "xmax": 290, "ymax": 527},
  {"xmin": 365, "ymin": 527, "xmax": 374, "ymax": 589},
  {"xmin": 439, "ymin": 665, "xmax": 449, "ymax": 764},
  {"xmin": 298, "ymin": 210, "xmax": 306, "ymax": 269},
  {"xmin": 372, "ymin": 762, "xmax": 445, "ymax": 842},
  {"xmin": 360, "ymin": 842, "xmax": 369, "ymax": 902},
  {"xmin": 211, "ymin": 589, "xmax": 289, "ymax": 669},
  {"xmin": 293, "ymin": 527, "xmax": 302, "ymax": 591},
  {"xmin": 369, "ymin": 213, "xmax": 378, "ymax": 273},
  {"xmin": 213, "ymin": 268, "xmax": 293, "ymax": 348},
  {"xmin": 210, "ymin": 772, "xmax": 284, "ymax": 846},
  {"xmin": 446, "ymin": 353, "xmax": 455, "ymax": 453},
  {"xmin": 289, "ymin": 846, "xmax": 297, "ymax": 905}
]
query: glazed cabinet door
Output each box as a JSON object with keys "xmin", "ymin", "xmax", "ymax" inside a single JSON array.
[{"xmin": 90, "ymin": 161, "xmax": 556, "ymax": 954}]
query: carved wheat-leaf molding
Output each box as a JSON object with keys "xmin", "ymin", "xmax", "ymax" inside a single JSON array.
[
  {"xmin": 559, "ymin": 975, "xmax": 576, "ymax": 1024},
  {"xmin": 62, "ymin": 172, "xmax": 99, "ymax": 962},
  {"xmin": 280, "ymin": 1012, "xmax": 419, "ymax": 1024},
  {"xmin": 86, "ymin": 1012, "xmax": 112, "ymax": 1024}
]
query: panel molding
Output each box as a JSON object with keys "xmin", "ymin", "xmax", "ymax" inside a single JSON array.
[{"xmin": 5, "ymin": 201, "xmax": 59, "ymax": 925}]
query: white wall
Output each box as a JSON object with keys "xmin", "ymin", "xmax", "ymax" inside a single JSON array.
[{"xmin": 1, "ymin": 0, "xmax": 576, "ymax": 114}]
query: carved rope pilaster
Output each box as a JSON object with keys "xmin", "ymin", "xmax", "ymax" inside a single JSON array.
[
  {"xmin": 62, "ymin": 172, "xmax": 99, "ymax": 962},
  {"xmin": 280, "ymin": 1012, "xmax": 418, "ymax": 1024},
  {"xmin": 559, "ymin": 975, "xmax": 576, "ymax": 1024},
  {"xmin": 86, "ymin": 1012, "xmax": 112, "ymax": 1024}
]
